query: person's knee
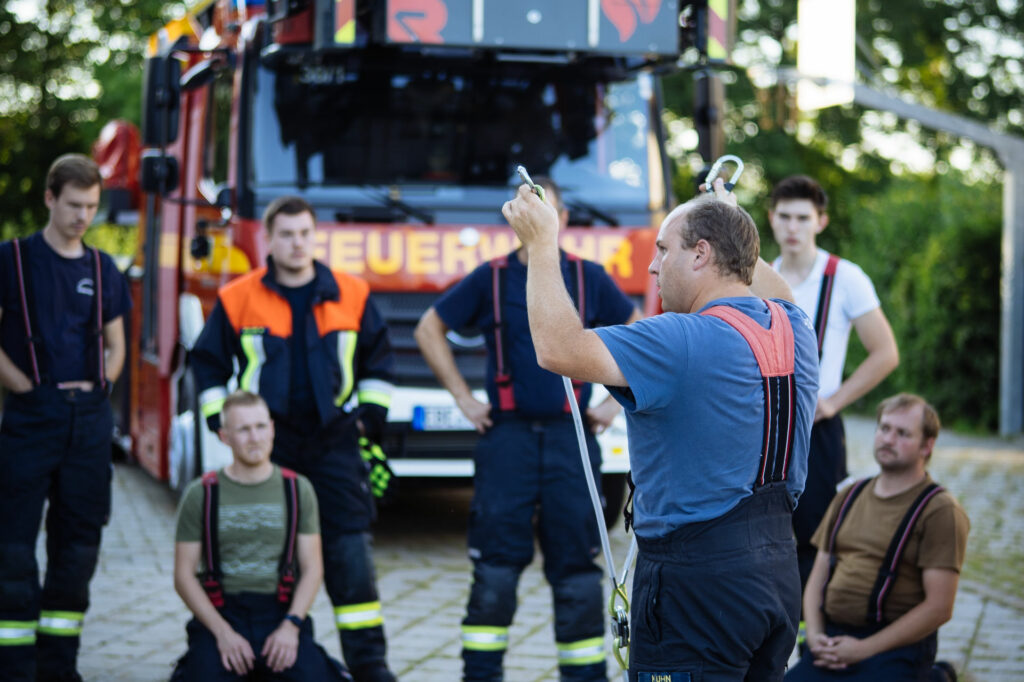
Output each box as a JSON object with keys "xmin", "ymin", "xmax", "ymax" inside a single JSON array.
[
  {"xmin": 0, "ymin": 544, "xmax": 38, "ymax": 610},
  {"xmin": 323, "ymin": 532, "xmax": 378, "ymax": 602},
  {"xmin": 466, "ymin": 563, "xmax": 521, "ymax": 624},
  {"xmin": 551, "ymin": 571, "xmax": 604, "ymax": 637},
  {"xmin": 41, "ymin": 544, "xmax": 100, "ymax": 606}
]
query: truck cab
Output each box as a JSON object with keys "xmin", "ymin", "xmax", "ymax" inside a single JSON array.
[{"xmin": 130, "ymin": 0, "xmax": 707, "ymax": 518}]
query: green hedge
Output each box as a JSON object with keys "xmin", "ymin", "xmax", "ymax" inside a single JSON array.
[{"xmin": 841, "ymin": 174, "xmax": 1000, "ymax": 432}]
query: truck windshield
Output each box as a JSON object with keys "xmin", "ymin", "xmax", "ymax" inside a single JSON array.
[{"xmin": 250, "ymin": 58, "xmax": 653, "ymax": 210}]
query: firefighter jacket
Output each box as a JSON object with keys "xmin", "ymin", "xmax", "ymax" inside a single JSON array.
[{"xmin": 192, "ymin": 258, "xmax": 394, "ymax": 429}]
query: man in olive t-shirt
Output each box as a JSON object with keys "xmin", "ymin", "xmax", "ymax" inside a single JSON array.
[
  {"xmin": 786, "ymin": 394, "xmax": 970, "ymax": 681},
  {"xmin": 172, "ymin": 391, "xmax": 350, "ymax": 680}
]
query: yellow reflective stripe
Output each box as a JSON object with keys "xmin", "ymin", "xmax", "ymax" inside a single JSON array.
[
  {"xmin": 334, "ymin": 601, "xmax": 383, "ymax": 630},
  {"xmin": 38, "ymin": 611, "xmax": 83, "ymax": 636},
  {"xmin": 461, "ymin": 625, "xmax": 509, "ymax": 651},
  {"xmin": 199, "ymin": 386, "xmax": 228, "ymax": 418},
  {"xmin": 357, "ymin": 379, "xmax": 393, "ymax": 408},
  {"xmin": 557, "ymin": 636, "xmax": 605, "ymax": 665},
  {"xmin": 239, "ymin": 332, "xmax": 266, "ymax": 393},
  {"xmin": 0, "ymin": 621, "xmax": 37, "ymax": 646},
  {"xmin": 334, "ymin": 331, "xmax": 358, "ymax": 407}
]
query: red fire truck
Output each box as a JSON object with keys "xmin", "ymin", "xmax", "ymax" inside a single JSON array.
[{"xmin": 118, "ymin": 0, "xmax": 733, "ymax": 518}]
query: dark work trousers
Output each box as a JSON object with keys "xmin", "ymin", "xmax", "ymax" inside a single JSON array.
[
  {"xmin": 629, "ymin": 484, "xmax": 801, "ymax": 682},
  {"xmin": 172, "ymin": 592, "xmax": 351, "ymax": 681},
  {"xmin": 785, "ymin": 623, "xmax": 937, "ymax": 681},
  {"xmin": 792, "ymin": 415, "xmax": 847, "ymax": 590},
  {"xmin": 0, "ymin": 385, "xmax": 113, "ymax": 682},
  {"xmin": 462, "ymin": 416, "xmax": 606, "ymax": 682},
  {"xmin": 270, "ymin": 416, "xmax": 391, "ymax": 681}
]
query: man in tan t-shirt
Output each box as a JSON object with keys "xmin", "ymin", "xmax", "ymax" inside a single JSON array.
[
  {"xmin": 786, "ymin": 393, "xmax": 969, "ymax": 681},
  {"xmin": 171, "ymin": 391, "xmax": 350, "ymax": 680}
]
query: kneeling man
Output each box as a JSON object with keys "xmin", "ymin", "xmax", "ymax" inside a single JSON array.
[{"xmin": 172, "ymin": 391, "xmax": 349, "ymax": 680}]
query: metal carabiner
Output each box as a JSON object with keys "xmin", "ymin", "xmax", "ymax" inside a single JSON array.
[{"xmin": 703, "ymin": 154, "xmax": 745, "ymax": 193}]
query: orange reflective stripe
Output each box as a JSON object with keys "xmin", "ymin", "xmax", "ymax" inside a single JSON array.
[
  {"xmin": 701, "ymin": 300, "xmax": 794, "ymax": 377},
  {"xmin": 314, "ymin": 271, "xmax": 369, "ymax": 334},
  {"xmin": 219, "ymin": 269, "xmax": 292, "ymax": 337}
]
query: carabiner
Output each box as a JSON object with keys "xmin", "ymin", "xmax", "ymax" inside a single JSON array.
[{"xmin": 704, "ymin": 154, "xmax": 745, "ymax": 193}]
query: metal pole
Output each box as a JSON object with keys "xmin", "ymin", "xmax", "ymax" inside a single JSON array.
[{"xmin": 1000, "ymin": 161, "xmax": 1024, "ymax": 435}]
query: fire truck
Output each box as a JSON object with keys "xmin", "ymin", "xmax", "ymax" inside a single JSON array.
[{"xmin": 119, "ymin": 0, "xmax": 734, "ymax": 519}]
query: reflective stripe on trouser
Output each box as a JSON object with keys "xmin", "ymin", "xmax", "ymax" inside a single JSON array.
[
  {"xmin": 334, "ymin": 601, "xmax": 383, "ymax": 630},
  {"xmin": 0, "ymin": 386, "xmax": 112, "ymax": 681},
  {"xmin": 557, "ymin": 637, "xmax": 605, "ymax": 665},
  {"xmin": 38, "ymin": 611, "xmax": 83, "ymax": 637},
  {"xmin": 461, "ymin": 625, "xmax": 509, "ymax": 652},
  {"xmin": 0, "ymin": 621, "xmax": 37, "ymax": 646}
]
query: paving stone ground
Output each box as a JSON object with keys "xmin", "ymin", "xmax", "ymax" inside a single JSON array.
[{"xmin": 38, "ymin": 416, "xmax": 1024, "ymax": 680}]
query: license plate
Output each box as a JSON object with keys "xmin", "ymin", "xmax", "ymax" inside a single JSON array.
[{"xmin": 411, "ymin": 405, "xmax": 474, "ymax": 431}]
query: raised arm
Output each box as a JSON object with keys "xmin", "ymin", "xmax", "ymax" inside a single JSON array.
[
  {"xmin": 501, "ymin": 186, "xmax": 627, "ymax": 386},
  {"xmin": 414, "ymin": 307, "xmax": 492, "ymax": 432}
]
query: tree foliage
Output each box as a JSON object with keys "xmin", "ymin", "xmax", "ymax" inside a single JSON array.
[
  {"xmin": 661, "ymin": 1, "xmax": 1016, "ymax": 429},
  {"xmin": 0, "ymin": 0, "xmax": 178, "ymax": 238}
]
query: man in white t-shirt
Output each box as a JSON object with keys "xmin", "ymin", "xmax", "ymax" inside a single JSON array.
[{"xmin": 769, "ymin": 175, "xmax": 899, "ymax": 591}]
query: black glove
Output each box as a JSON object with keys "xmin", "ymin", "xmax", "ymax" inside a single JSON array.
[
  {"xmin": 355, "ymin": 404, "xmax": 387, "ymax": 444},
  {"xmin": 359, "ymin": 437, "xmax": 394, "ymax": 500}
]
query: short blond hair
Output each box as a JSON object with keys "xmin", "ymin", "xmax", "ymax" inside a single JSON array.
[
  {"xmin": 221, "ymin": 390, "xmax": 268, "ymax": 426},
  {"xmin": 877, "ymin": 393, "xmax": 941, "ymax": 442}
]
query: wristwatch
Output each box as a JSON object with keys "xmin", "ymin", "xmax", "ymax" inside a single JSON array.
[{"xmin": 283, "ymin": 614, "xmax": 305, "ymax": 628}]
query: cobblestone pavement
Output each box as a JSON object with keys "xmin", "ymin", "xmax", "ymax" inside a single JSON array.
[{"xmin": 42, "ymin": 416, "xmax": 1023, "ymax": 680}]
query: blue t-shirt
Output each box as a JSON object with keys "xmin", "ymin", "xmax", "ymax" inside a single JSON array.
[
  {"xmin": 0, "ymin": 233, "xmax": 132, "ymax": 385},
  {"xmin": 279, "ymin": 279, "xmax": 316, "ymax": 413},
  {"xmin": 434, "ymin": 250, "xmax": 636, "ymax": 418},
  {"xmin": 595, "ymin": 297, "xmax": 818, "ymax": 538}
]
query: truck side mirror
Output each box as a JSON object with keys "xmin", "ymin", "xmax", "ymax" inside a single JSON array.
[
  {"xmin": 139, "ymin": 150, "xmax": 180, "ymax": 195},
  {"xmin": 142, "ymin": 56, "xmax": 182, "ymax": 147}
]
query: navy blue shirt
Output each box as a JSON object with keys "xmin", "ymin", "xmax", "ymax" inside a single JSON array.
[
  {"xmin": 0, "ymin": 232, "xmax": 131, "ymax": 385},
  {"xmin": 279, "ymin": 279, "xmax": 316, "ymax": 413},
  {"xmin": 434, "ymin": 250, "xmax": 636, "ymax": 418}
]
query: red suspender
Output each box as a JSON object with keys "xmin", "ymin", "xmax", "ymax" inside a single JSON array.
[
  {"xmin": 821, "ymin": 478, "xmax": 945, "ymax": 623},
  {"xmin": 489, "ymin": 253, "xmax": 587, "ymax": 413},
  {"xmin": 10, "ymin": 240, "xmax": 106, "ymax": 387},
  {"xmin": 813, "ymin": 253, "xmax": 840, "ymax": 359},
  {"xmin": 490, "ymin": 255, "xmax": 516, "ymax": 411},
  {"xmin": 277, "ymin": 468, "xmax": 300, "ymax": 605},
  {"xmin": 867, "ymin": 483, "xmax": 944, "ymax": 623},
  {"xmin": 11, "ymin": 239, "xmax": 41, "ymax": 385},
  {"xmin": 92, "ymin": 248, "xmax": 106, "ymax": 390},
  {"xmin": 200, "ymin": 472, "xmax": 225, "ymax": 608},
  {"xmin": 701, "ymin": 300, "xmax": 797, "ymax": 486},
  {"xmin": 200, "ymin": 468, "xmax": 302, "ymax": 609}
]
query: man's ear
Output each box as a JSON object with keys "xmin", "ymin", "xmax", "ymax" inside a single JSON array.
[
  {"xmin": 693, "ymin": 239, "xmax": 712, "ymax": 270},
  {"xmin": 44, "ymin": 189, "xmax": 55, "ymax": 210},
  {"xmin": 921, "ymin": 437, "xmax": 936, "ymax": 462},
  {"xmin": 816, "ymin": 212, "xmax": 830, "ymax": 234}
]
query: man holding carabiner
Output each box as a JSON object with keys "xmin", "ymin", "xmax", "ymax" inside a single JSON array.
[
  {"xmin": 415, "ymin": 175, "xmax": 640, "ymax": 681},
  {"xmin": 502, "ymin": 177, "xmax": 818, "ymax": 681}
]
